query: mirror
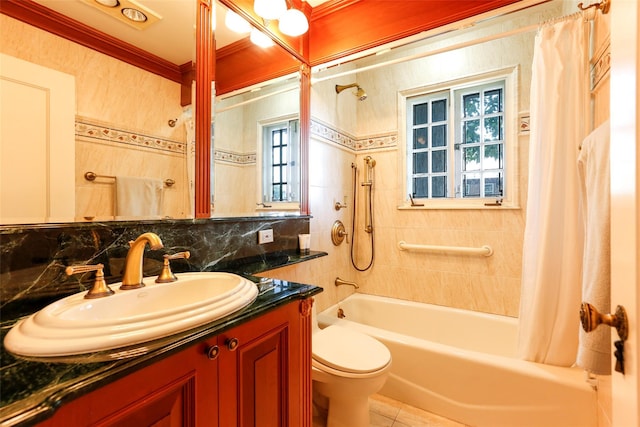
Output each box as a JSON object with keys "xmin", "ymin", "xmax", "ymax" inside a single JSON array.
[
  {"xmin": 211, "ymin": 1, "xmax": 303, "ymax": 217},
  {"xmin": 0, "ymin": 0, "xmax": 196, "ymax": 224},
  {"xmin": 213, "ymin": 74, "xmax": 301, "ymax": 216}
]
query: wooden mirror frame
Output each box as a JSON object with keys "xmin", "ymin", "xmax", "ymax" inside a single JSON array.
[{"xmin": 194, "ymin": 0, "xmax": 311, "ymax": 218}]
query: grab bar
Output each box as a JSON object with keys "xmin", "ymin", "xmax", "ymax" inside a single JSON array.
[{"xmin": 397, "ymin": 241, "xmax": 493, "ymax": 257}]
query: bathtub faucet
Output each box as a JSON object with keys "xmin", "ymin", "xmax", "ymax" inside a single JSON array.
[{"xmin": 335, "ymin": 277, "xmax": 359, "ymax": 289}]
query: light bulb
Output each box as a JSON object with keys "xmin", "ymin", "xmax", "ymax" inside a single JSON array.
[
  {"xmin": 278, "ymin": 8, "xmax": 308, "ymax": 36},
  {"xmin": 225, "ymin": 10, "xmax": 251, "ymax": 33},
  {"xmin": 253, "ymin": 0, "xmax": 287, "ymax": 20},
  {"xmin": 250, "ymin": 28, "xmax": 275, "ymax": 48}
]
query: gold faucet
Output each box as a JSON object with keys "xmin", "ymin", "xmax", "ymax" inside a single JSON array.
[{"xmin": 120, "ymin": 232, "xmax": 164, "ymax": 290}]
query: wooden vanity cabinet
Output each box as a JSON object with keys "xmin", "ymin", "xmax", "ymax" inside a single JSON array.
[{"xmin": 36, "ymin": 299, "xmax": 313, "ymax": 427}]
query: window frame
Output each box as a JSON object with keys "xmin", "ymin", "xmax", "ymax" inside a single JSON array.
[{"xmin": 398, "ymin": 66, "xmax": 519, "ymax": 209}]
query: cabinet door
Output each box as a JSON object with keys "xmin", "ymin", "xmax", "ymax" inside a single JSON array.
[
  {"xmin": 40, "ymin": 341, "xmax": 217, "ymax": 427},
  {"xmin": 218, "ymin": 300, "xmax": 312, "ymax": 427}
]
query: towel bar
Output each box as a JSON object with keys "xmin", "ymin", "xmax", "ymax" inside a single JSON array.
[{"xmin": 84, "ymin": 171, "xmax": 175, "ymax": 187}]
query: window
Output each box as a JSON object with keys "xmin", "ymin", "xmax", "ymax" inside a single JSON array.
[
  {"xmin": 404, "ymin": 70, "xmax": 515, "ymax": 208},
  {"xmin": 261, "ymin": 119, "xmax": 300, "ymax": 205}
]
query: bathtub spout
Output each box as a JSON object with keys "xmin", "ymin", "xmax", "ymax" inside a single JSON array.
[{"xmin": 335, "ymin": 277, "xmax": 359, "ymax": 289}]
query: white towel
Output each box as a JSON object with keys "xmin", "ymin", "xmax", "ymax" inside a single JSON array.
[
  {"xmin": 115, "ymin": 176, "xmax": 164, "ymax": 220},
  {"xmin": 576, "ymin": 120, "xmax": 611, "ymax": 375}
]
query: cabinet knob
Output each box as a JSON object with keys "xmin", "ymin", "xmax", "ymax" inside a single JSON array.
[
  {"xmin": 226, "ymin": 337, "xmax": 239, "ymax": 351},
  {"xmin": 205, "ymin": 345, "xmax": 220, "ymax": 360}
]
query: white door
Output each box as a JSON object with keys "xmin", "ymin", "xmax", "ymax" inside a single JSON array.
[
  {"xmin": 610, "ymin": 0, "xmax": 639, "ymax": 424},
  {"xmin": 0, "ymin": 53, "xmax": 75, "ymax": 224}
]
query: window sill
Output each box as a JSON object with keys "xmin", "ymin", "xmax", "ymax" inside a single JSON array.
[{"xmin": 397, "ymin": 201, "xmax": 521, "ymax": 210}]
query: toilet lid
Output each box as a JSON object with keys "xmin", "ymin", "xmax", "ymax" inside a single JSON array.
[{"xmin": 312, "ymin": 325, "xmax": 391, "ymax": 374}]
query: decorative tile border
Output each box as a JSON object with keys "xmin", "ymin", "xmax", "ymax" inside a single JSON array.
[
  {"xmin": 356, "ymin": 133, "xmax": 398, "ymax": 150},
  {"xmin": 310, "ymin": 118, "xmax": 397, "ymax": 152},
  {"xmin": 310, "ymin": 119, "xmax": 358, "ymax": 150},
  {"xmin": 214, "ymin": 148, "xmax": 256, "ymax": 165},
  {"xmin": 75, "ymin": 117, "xmax": 186, "ymax": 155}
]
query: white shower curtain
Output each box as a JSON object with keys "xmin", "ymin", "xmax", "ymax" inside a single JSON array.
[{"xmin": 517, "ymin": 15, "xmax": 589, "ymax": 366}]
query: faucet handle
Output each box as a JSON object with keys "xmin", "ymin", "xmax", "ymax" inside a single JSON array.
[
  {"xmin": 156, "ymin": 251, "xmax": 191, "ymax": 283},
  {"xmin": 66, "ymin": 263, "xmax": 114, "ymax": 299}
]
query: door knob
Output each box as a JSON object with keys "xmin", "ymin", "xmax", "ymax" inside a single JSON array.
[{"xmin": 579, "ymin": 302, "xmax": 628, "ymax": 341}]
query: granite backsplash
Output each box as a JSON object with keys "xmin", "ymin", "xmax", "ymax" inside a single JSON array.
[{"xmin": 0, "ymin": 216, "xmax": 311, "ymax": 321}]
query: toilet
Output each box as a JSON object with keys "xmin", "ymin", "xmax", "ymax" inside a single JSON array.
[{"xmin": 312, "ymin": 309, "xmax": 391, "ymax": 427}]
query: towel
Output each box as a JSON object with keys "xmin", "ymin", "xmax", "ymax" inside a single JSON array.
[
  {"xmin": 115, "ymin": 176, "xmax": 164, "ymax": 220},
  {"xmin": 576, "ymin": 120, "xmax": 611, "ymax": 375}
]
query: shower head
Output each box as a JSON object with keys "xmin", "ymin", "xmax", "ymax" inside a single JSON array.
[{"xmin": 335, "ymin": 83, "xmax": 367, "ymax": 101}]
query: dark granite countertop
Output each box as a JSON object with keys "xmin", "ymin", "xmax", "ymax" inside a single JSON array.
[{"xmin": 0, "ymin": 251, "xmax": 325, "ymax": 427}]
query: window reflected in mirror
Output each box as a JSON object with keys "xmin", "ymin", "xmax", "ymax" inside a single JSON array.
[{"xmin": 213, "ymin": 73, "xmax": 301, "ymax": 216}]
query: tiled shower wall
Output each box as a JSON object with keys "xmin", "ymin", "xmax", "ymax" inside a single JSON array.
[{"xmin": 263, "ymin": 2, "xmax": 569, "ymax": 316}]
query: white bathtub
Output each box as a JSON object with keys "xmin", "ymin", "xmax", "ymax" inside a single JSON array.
[{"xmin": 317, "ymin": 294, "xmax": 597, "ymax": 427}]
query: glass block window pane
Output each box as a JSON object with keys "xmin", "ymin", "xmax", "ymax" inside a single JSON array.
[
  {"xmin": 484, "ymin": 89, "xmax": 503, "ymax": 114},
  {"xmin": 413, "ymin": 128, "xmax": 428, "ymax": 149},
  {"xmin": 463, "ymin": 173, "xmax": 481, "ymax": 197},
  {"xmin": 432, "ymin": 99, "xmax": 447, "ymax": 122},
  {"xmin": 484, "ymin": 143, "xmax": 503, "ymax": 170},
  {"xmin": 272, "ymin": 186, "xmax": 281, "ymax": 201},
  {"xmin": 483, "ymin": 116, "xmax": 502, "ymax": 141},
  {"xmin": 432, "ymin": 176, "xmax": 446, "ymax": 198},
  {"xmin": 463, "ymin": 146, "xmax": 480, "ymax": 171},
  {"xmin": 463, "ymin": 120, "xmax": 480, "ymax": 144},
  {"xmin": 432, "ymin": 125, "xmax": 446, "ymax": 147},
  {"xmin": 273, "ymin": 147, "xmax": 281, "ymax": 164},
  {"xmin": 463, "ymin": 93, "xmax": 480, "ymax": 117},
  {"xmin": 432, "ymin": 150, "xmax": 446, "ymax": 173},
  {"xmin": 413, "ymin": 152, "xmax": 428, "ymax": 174},
  {"xmin": 484, "ymin": 172, "xmax": 503, "ymax": 197},
  {"xmin": 413, "ymin": 103, "xmax": 428, "ymax": 125},
  {"xmin": 413, "ymin": 177, "xmax": 428, "ymax": 198}
]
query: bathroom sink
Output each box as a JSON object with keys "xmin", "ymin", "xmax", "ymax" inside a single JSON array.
[{"xmin": 4, "ymin": 272, "xmax": 259, "ymax": 358}]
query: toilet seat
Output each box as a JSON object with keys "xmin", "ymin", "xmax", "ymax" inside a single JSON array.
[{"xmin": 312, "ymin": 325, "xmax": 391, "ymax": 375}]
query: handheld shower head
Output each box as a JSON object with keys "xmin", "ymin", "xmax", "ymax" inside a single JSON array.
[{"xmin": 336, "ymin": 83, "xmax": 367, "ymax": 101}]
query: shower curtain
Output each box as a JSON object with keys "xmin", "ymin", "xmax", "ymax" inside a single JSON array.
[{"xmin": 517, "ymin": 15, "xmax": 589, "ymax": 366}]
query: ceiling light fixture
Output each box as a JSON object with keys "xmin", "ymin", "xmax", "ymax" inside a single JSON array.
[
  {"xmin": 253, "ymin": 0, "xmax": 308, "ymax": 37},
  {"xmin": 253, "ymin": 0, "xmax": 287, "ymax": 21},
  {"xmin": 225, "ymin": 10, "xmax": 251, "ymax": 33},
  {"xmin": 83, "ymin": 0, "xmax": 160, "ymax": 29},
  {"xmin": 278, "ymin": 8, "xmax": 308, "ymax": 36},
  {"xmin": 94, "ymin": 0, "xmax": 119, "ymax": 7},
  {"xmin": 250, "ymin": 28, "xmax": 275, "ymax": 48},
  {"xmin": 121, "ymin": 7, "xmax": 147, "ymax": 22}
]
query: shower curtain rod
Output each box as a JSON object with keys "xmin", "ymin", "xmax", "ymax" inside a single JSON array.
[
  {"xmin": 215, "ymin": 83, "xmax": 299, "ymax": 114},
  {"xmin": 311, "ymin": 10, "xmax": 594, "ymax": 85}
]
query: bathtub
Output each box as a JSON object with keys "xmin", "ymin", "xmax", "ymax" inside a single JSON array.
[{"xmin": 317, "ymin": 294, "xmax": 597, "ymax": 427}]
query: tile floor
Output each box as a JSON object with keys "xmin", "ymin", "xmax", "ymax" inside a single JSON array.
[{"xmin": 313, "ymin": 393, "xmax": 468, "ymax": 427}]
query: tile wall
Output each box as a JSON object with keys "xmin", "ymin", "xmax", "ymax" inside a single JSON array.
[
  {"xmin": 264, "ymin": 2, "xmax": 568, "ymax": 316},
  {"xmin": 1, "ymin": 15, "xmax": 190, "ymax": 221}
]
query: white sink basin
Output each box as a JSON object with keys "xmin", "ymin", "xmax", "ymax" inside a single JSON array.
[{"xmin": 4, "ymin": 272, "xmax": 259, "ymax": 358}]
